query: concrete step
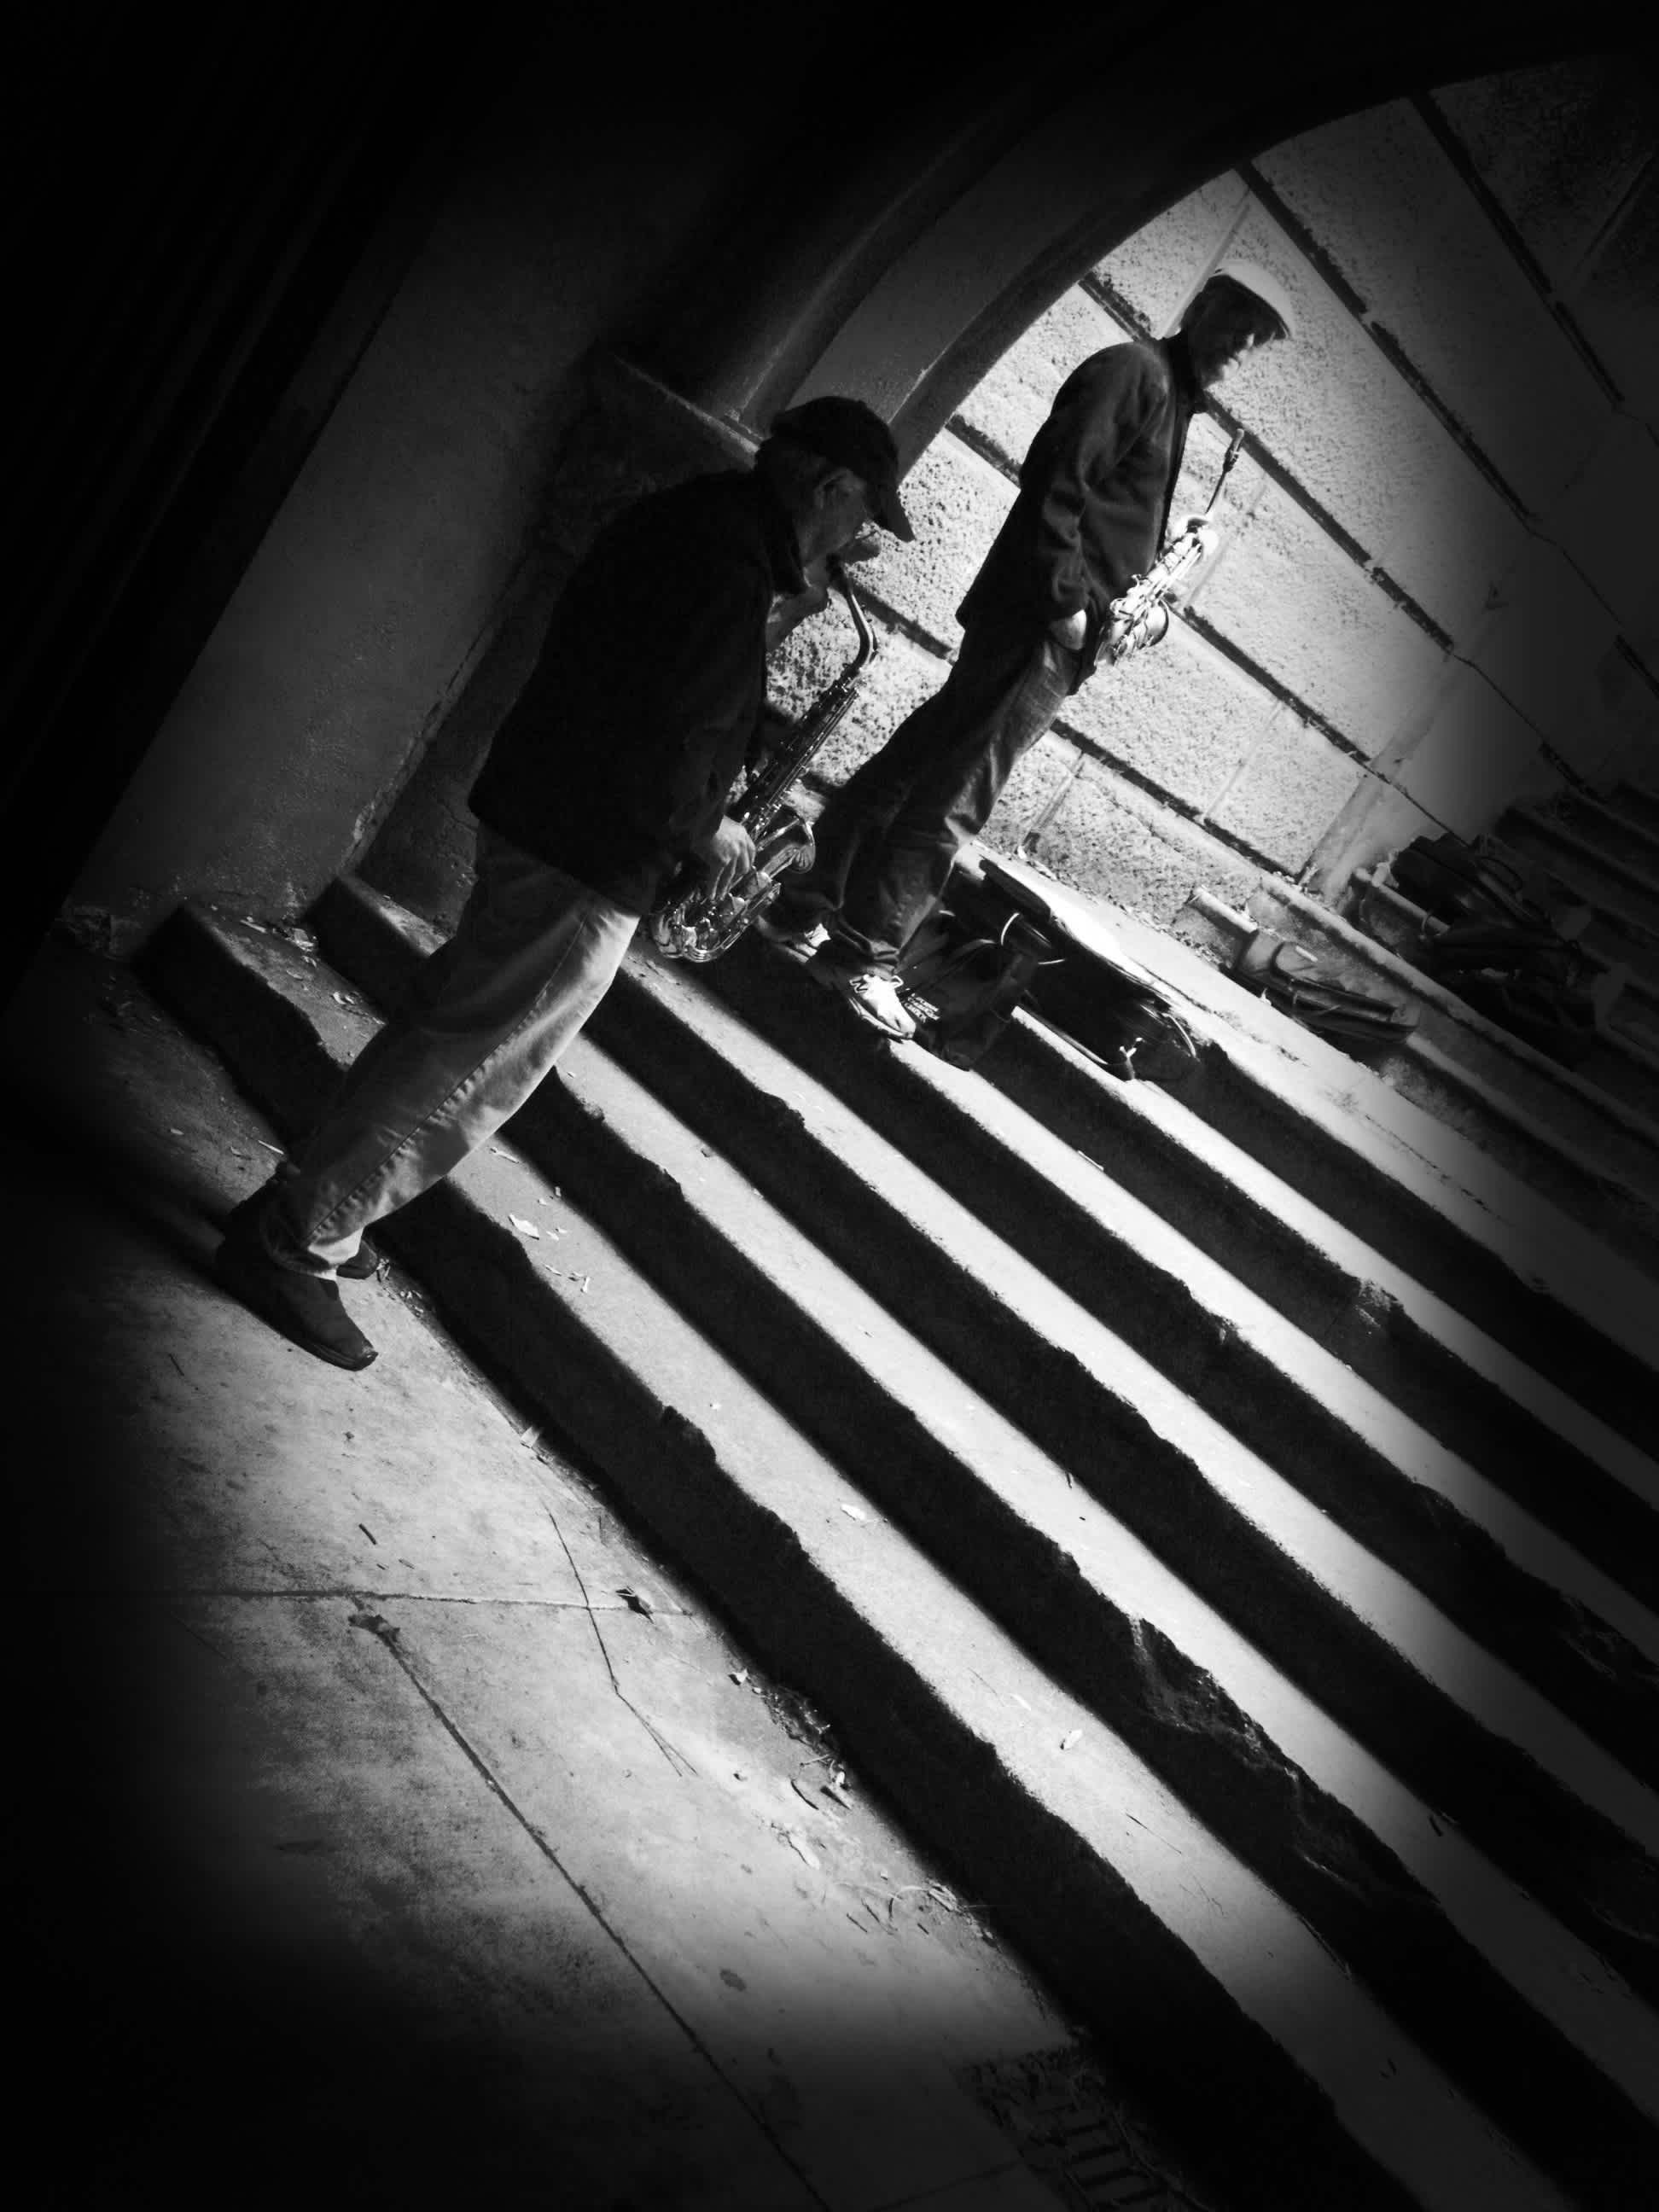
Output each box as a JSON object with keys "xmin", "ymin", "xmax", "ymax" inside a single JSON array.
[
  {"xmin": 1609, "ymin": 784, "xmax": 1659, "ymax": 845},
  {"xmin": 139, "ymin": 893, "xmax": 1659, "ymax": 2212},
  {"xmin": 1175, "ymin": 873, "xmax": 1659, "ymax": 1286},
  {"xmin": 1480, "ymin": 828, "xmax": 1659, "ymax": 996},
  {"xmin": 962, "ymin": 860, "xmax": 1659, "ymax": 1458},
  {"xmin": 1537, "ymin": 794, "xmax": 1659, "ymax": 884},
  {"xmin": 1614, "ymin": 977, "xmax": 1659, "ymax": 1057},
  {"xmin": 1500, "ymin": 808, "xmax": 1659, "ymax": 945},
  {"xmin": 1577, "ymin": 914, "xmax": 1659, "ymax": 998},
  {"xmin": 981, "ymin": 1010, "xmax": 1659, "ymax": 1612},
  {"xmin": 1352, "ymin": 866, "xmax": 1659, "ymax": 1122},
  {"xmin": 1543, "ymin": 1029, "xmax": 1659, "ymax": 1128},
  {"xmin": 311, "ymin": 874, "xmax": 1659, "ymax": 1792}
]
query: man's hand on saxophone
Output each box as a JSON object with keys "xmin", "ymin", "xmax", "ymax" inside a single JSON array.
[
  {"xmin": 693, "ymin": 814, "xmax": 758, "ymax": 905},
  {"xmin": 1047, "ymin": 507, "xmax": 1221, "ymax": 662},
  {"xmin": 1049, "ymin": 603, "xmax": 1132, "ymax": 660}
]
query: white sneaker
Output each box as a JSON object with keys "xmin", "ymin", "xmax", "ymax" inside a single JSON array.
[{"xmin": 832, "ymin": 966, "xmax": 917, "ymax": 1039}]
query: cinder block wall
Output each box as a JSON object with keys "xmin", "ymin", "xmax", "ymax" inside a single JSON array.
[{"xmin": 772, "ymin": 56, "xmax": 1659, "ymax": 934}]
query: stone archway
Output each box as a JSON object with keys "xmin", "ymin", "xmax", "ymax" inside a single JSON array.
[
  {"xmin": 609, "ymin": 20, "xmax": 1655, "ymax": 951},
  {"xmin": 361, "ymin": 23, "xmax": 1652, "ymax": 946},
  {"xmin": 642, "ymin": 8, "xmax": 1591, "ymax": 457},
  {"xmin": 52, "ymin": 9, "xmax": 1627, "ymax": 954}
]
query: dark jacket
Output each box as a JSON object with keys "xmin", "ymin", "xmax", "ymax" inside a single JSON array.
[
  {"xmin": 470, "ymin": 468, "xmax": 805, "ymax": 915},
  {"xmin": 958, "ymin": 334, "xmax": 1204, "ymax": 672}
]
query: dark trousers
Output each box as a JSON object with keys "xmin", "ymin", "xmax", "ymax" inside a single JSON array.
[{"xmin": 779, "ymin": 624, "xmax": 1077, "ymax": 971}]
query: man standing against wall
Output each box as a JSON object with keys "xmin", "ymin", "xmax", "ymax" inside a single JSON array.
[
  {"xmin": 214, "ymin": 397, "xmax": 913, "ymax": 1369},
  {"xmin": 762, "ymin": 265, "xmax": 1295, "ymax": 1037}
]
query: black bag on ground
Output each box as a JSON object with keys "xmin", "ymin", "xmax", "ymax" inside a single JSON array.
[
  {"xmin": 896, "ymin": 909, "xmax": 1056, "ymax": 1068},
  {"xmin": 1423, "ymin": 919, "xmax": 1599, "ymax": 1065},
  {"xmin": 1424, "ymin": 919, "xmax": 1580, "ymax": 984},
  {"xmin": 1231, "ymin": 929, "xmax": 1418, "ymax": 1051},
  {"xmin": 966, "ymin": 859, "xmax": 1201, "ymax": 1083},
  {"xmin": 1388, "ymin": 832, "xmax": 1551, "ymax": 929},
  {"xmin": 1444, "ymin": 969, "xmax": 1599, "ymax": 1065}
]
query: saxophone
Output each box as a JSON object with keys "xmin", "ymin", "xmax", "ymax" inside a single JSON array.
[
  {"xmin": 649, "ymin": 559, "xmax": 876, "ymax": 962},
  {"xmin": 1097, "ymin": 428, "xmax": 1245, "ymax": 667}
]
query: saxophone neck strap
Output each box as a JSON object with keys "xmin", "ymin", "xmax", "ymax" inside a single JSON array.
[{"xmin": 1200, "ymin": 427, "xmax": 1246, "ymax": 516}]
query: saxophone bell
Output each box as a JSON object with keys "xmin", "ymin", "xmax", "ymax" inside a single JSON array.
[{"xmin": 649, "ymin": 813, "xmax": 818, "ymax": 963}]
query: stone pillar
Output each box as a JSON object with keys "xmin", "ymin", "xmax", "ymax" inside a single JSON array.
[{"xmin": 356, "ymin": 356, "xmax": 764, "ymax": 927}]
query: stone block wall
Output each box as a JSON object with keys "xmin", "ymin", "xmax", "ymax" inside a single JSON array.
[
  {"xmin": 72, "ymin": 60, "xmax": 773, "ymax": 943},
  {"xmin": 772, "ymin": 55, "xmax": 1659, "ymax": 932}
]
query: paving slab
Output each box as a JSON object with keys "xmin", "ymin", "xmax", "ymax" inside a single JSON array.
[
  {"xmin": 381, "ymin": 1598, "xmax": 1053, "ymax": 2211},
  {"xmin": 105, "ymin": 1586, "xmax": 829, "ymax": 2209},
  {"xmin": 3, "ymin": 931, "xmax": 1097, "ymax": 2212}
]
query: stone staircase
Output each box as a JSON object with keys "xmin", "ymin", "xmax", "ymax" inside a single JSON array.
[
  {"xmin": 1172, "ymin": 785, "xmax": 1659, "ymax": 1284},
  {"xmin": 1494, "ymin": 783, "xmax": 1659, "ymax": 1060},
  {"xmin": 139, "ymin": 859, "xmax": 1659, "ymax": 2212}
]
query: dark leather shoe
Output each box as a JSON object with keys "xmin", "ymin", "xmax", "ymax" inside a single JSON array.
[
  {"xmin": 213, "ymin": 1237, "xmax": 378, "ymax": 1370},
  {"xmin": 223, "ymin": 1190, "xmax": 381, "ymax": 1278}
]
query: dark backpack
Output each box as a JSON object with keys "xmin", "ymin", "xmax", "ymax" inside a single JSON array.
[
  {"xmin": 1423, "ymin": 918, "xmax": 1599, "ymax": 1065},
  {"xmin": 896, "ymin": 909, "xmax": 1057, "ymax": 1068},
  {"xmin": 1388, "ymin": 832, "xmax": 1551, "ymax": 930}
]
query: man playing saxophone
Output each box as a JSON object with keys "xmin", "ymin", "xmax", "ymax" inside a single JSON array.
[
  {"xmin": 761, "ymin": 263, "xmax": 1296, "ymax": 1038},
  {"xmin": 212, "ymin": 396, "xmax": 912, "ymax": 1370}
]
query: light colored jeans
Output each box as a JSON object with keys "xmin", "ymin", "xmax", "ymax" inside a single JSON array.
[{"xmin": 264, "ymin": 824, "xmax": 638, "ymax": 1275}]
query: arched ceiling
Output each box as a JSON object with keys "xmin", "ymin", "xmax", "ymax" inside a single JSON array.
[{"xmin": 637, "ymin": 8, "xmax": 1628, "ymax": 463}]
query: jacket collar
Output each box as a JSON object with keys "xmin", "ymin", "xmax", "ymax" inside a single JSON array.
[
  {"xmin": 1163, "ymin": 329, "xmax": 1208, "ymax": 415},
  {"xmin": 753, "ymin": 468, "xmax": 808, "ymax": 597}
]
